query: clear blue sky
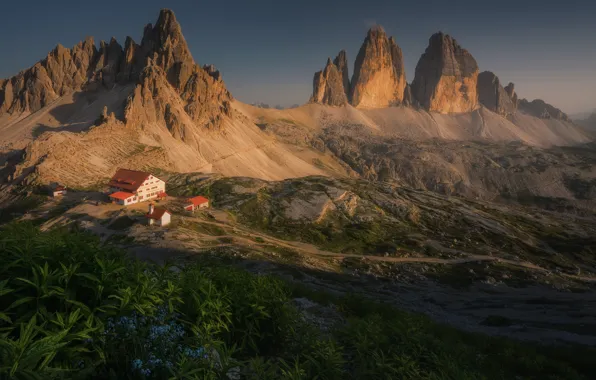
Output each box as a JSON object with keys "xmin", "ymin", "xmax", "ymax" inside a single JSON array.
[{"xmin": 1, "ymin": 0, "xmax": 595, "ymax": 114}]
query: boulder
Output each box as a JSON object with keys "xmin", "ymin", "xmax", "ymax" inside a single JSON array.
[{"xmin": 411, "ymin": 32, "xmax": 479, "ymax": 113}]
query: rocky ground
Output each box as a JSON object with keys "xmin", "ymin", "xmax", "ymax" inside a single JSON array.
[{"xmin": 7, "ymin": 173, "xmax": 595, "ymax": 346}]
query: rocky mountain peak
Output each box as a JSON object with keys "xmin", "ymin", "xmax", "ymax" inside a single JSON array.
[
  {"xmin": 411, "ymin": 32, "xmax": 479, "ymax": 113},
  {"xmin": 517, "ymin": 98, "xmax": 570, "ymax": 122},
  {"xmin": 310, "ymin": 53, "xmax": 349, "ymax": 106},
  {"xmin": 504, "ymin": 82, "xmax": 518, "ymax": 106},
  {"xmin": 203, "ymin": 64, "xmax": 222, "ymax": 81},
  {"xmin": 477, "ymin": 71, "xmax": 517, "ymax": 116},
  {"xmin": 0, "ymin": 8, "xmax": 233, "ymax": 131},
  {"xmin": 350, "ymin": 25, "xmax": 407, "ymax": 108},
  {"xmin": 92, "ymin": 38, "xmax": 124, "ymax": 89},
  {"xmin": 333, "ymin": 50, "xmax": 350, "ymax": 95}
]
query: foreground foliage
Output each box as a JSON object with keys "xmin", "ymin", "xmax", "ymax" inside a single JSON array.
[{"xmin": 0, "ymin": 223, "xmax": 594, "ymax": 379}]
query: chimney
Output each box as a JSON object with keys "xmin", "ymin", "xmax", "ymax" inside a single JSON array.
[{"xmin": 148, "ymin": 203, "xmax": 155, "ymax": 215}]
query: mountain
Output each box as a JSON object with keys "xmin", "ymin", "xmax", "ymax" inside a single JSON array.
[
  {"xmin": 575, "ymin": 111, "xmax": 596, "ymax": 131},
  {"xmin": 310, "ymin": 54, "xmax": 349, "ymax": 106},
  {"xmin": 411, "ymin": 32, "xmax": 479, "ymax": 113},
  {"xmin": 477, "ymin": 71, "xmax": 517, "ymax": 116},
  {"xmin": 350, "ymin": 26, "xmax": 407, "ymax": 108},
  {"xmin": 0, "ymin": 9, "xmax": 344, "ymax": 186},
  {"xmin": 0, "ymin": 11, "xmax": 593, "ymax": 209},
  {"xmin": 517, "ymin": 98, "xmax": 570, "ymax": 121},
  {"xmin": 306, "ymin": 27, "xmax": 576, "ymax": 127}
]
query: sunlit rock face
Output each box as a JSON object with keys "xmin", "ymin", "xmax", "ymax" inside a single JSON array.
[
  {"xmin": 411, "ymin": 32, "xmax": 479, "ymax": 114},
  {"xmin": 349, "ymin": 26, "xmax": 407, "ymax": 108}
]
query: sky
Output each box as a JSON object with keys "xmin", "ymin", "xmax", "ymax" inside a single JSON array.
[{"xmin": 1, "ymin": 0, "xmax": 595, "ymax": 115}]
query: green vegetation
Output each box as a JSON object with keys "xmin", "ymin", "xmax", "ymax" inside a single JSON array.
[
  {"xmin": 235, "ymin": 194, "xmax": 410, "ymax": 255},
  {"xmin": 183, "ymin": 221, "xmax": 227, "ymax": 236},
  {"xmin": 0, "ymin": 195, "xmax": 46, "ymax": 224},
  {"xmin": 108, "ymin": 216, "xmax": 137, "ymax": 231},
  {"xmin": 2, "ymin": 223, "xmax": 594, "ymax": 379}
]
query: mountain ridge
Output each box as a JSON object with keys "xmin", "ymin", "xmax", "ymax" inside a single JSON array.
[
  {"xmin": 0, "ymin": 8, "xmax": 593, "ymax": 208},
  {"xmin": 309, "ymin": 27, "xmax": 572, "ymax": 124}
]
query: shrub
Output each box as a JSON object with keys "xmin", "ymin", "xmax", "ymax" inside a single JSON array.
[{"xmin": 0, "ymin": 222, "xmax": 594, "ymax": 379}]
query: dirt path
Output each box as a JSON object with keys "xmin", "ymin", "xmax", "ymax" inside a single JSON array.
[{"xmin": 176, "ymin": 213, "xmax": 591, "ymax": 280}]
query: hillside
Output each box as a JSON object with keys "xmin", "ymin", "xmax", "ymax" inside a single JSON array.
[
  {"xmin": 6, "ymin": 173, "xmax": 596, "ymax": 346},
  {"xmin": 238, "ymin": 103, "xmax": 596, "ymax": 208},
  {"xmin": 2, "ymin": 224, "xmax": 595, "ymax": 378},
  {"xmin": 0, "ymin": 10, "xmax": 347, "ymax": 186}
]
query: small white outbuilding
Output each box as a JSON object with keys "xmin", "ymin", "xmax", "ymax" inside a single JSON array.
[{"xmin": 145, "ymin": 203, "xmax": 171, "ymax": 227}]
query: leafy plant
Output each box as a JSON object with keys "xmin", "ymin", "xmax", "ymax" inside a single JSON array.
[{"xmin": 0, "ymin": 222, "xmax": 594, "ymax": 379}]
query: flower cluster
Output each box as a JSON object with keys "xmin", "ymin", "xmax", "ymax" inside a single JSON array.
[
  {"xmin": 103, "ymin": 304, "xmax": 212, "ymax": 378},
  {"xmin": 183, "ymin": 346, "xmax": 208, "ymax": 359},
  {"xmin": 131, "ymin": 359, "xmax": 152, "ymax": 377},
  {"xmin": 148, "ymin": 323, "xmax": 185, "ymax": 341}
]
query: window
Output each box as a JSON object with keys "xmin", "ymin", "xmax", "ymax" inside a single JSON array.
[{"xmin": 140, "ymin": 196, "xmax": 144, "ymax": 200}]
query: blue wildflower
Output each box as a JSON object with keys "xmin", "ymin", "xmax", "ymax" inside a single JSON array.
[{"xmin": 131, "ymin": 359, "xmax": 143, "ymax": 370}]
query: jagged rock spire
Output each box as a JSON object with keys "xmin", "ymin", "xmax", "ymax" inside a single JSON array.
[
  {"xmin": 411, "ymin": 32, "xmax": 479, "ymax": 113},
  {"xmin": 310, "ymin": 50, "xmax": 352, "ymax": 106},
  {"xmin": 0, "ymin": 8, "xmax": 233, "ymax": 131},
  {"xmin": 477, "ymin": 71, "xmax": 517, "ymax": 116},
  {"xmin": 349, "ymin": 26, "xmax": 407, "ymax": 108},
  {"xmin": 333, "ymin": 50, "xmax": 350, "ymax": 97}
]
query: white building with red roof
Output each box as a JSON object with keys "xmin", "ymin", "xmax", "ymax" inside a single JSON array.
[
  {"xmin": 108, "ymin": 168, "xmax": 166, "ymax": 206},
  {"xmin": 50, "ymin": 184, "xmax": 67, "ymax": 197},
  {"xmin": 145, "ymin": 203, "xmax": 171, "ymax": 227},
  {"xmin": 184, "ymin": 196, "xmax": 209, "ymax": 212}
]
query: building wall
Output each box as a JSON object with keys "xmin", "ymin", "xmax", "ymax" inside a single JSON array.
[
  {"xmin": 199, "ymin": 202, "xmax": 209, "ymax": 209},
  {"xmin": 136, "ymin": 176, "xmax": 166, "ymax": 203},
  {"xmin": 159, "ymin": 213, "xmax": 171, "ymax": 226},
  {"xmin": 111, "ymin": 196, "xmax": 138, "ymax": 205},
  {"xmin": 109, "ymin": 174, "xmax": 165, "ymax": 205}
]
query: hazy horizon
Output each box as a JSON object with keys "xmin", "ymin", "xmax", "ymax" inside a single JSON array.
[{"xmin": 1, "ymin": 0, "xmax": 595, "ymax": 114}]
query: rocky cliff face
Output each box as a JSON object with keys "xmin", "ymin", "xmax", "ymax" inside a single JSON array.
[
  {"xmin": 518, "ymin": 98, "xmax": 570, "ymax": 121},
  {"xmin": 350, "ymin": 27, "xmax": 407, "ymax": 108},
  {"xmin": 477, "ymin": 71, "xmax": 517, "ymax": 116},
  {"xmin": 0, "ymin": 9, "xmax": 232, "ymax": 130},
  {"xmin": 411, "ymin": 32, "xmax": 479, "ymax": 113},
  {"xmin": 311, "ymin": 55, "xmax": 349, "ymax": 106},
  {"xmin": 334, "ymin": 50, "xmax": 350, "ymax": 96},
  {"xmin": 0, "ymin": 37, "xmax": 98, "ymax": 114},
  {"xmin": 504, "ymin": 83, "xmax": 518, "ymax": 107}
]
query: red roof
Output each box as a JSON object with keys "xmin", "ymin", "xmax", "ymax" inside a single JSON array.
[
  {"xmin": 108, "ymin": 169, "xmax": 152, "ymax": 192},
  {"xmin": 187, "ymin": 196, "xmax": 209, "ymax": 206},
  {"xmin": 146, "ymin": 207, "xmax": 170, "ymax": 220},
  {"xmin": 109, "ymin": 191, "xmax": 135, "ymax": 201},
  {"xmin": 54, "ymin": 185, "xmax": 66, "ymax": 191}
]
